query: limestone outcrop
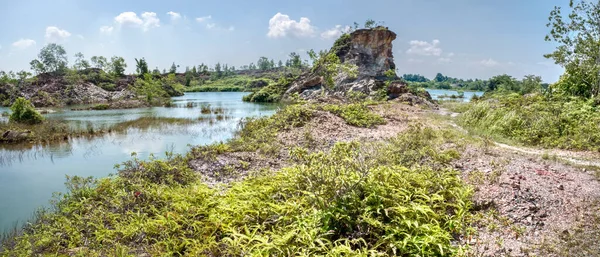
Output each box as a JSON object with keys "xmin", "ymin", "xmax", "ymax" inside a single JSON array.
[{"xmin": 284, "ymin": 27, "xmax": 405, "ymax": 100}]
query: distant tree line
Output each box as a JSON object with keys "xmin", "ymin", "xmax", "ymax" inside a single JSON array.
[{"xmin": 402, "ymin": 72, "xmax": 547, "ymax": 95}]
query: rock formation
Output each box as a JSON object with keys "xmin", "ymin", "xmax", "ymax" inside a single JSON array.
[{"xmin": 284, "ymin": 27, "xmax": 416, "ymax": 101}]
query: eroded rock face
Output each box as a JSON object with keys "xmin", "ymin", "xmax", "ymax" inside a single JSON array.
[
  {"xmin": 284, "ymin": 27, "xmax": 401, "ymax": 100},
  {"xmin": 341, "ymin": 28, "xmax": 396, "ymax": 77}
]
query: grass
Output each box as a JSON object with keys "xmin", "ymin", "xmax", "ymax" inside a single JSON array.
[
  {"xmin": 323, "ymin": 103, "xmax": 386, "ymax": 128},
  {"xmin": 0, "ymin": 101, "xmax": 475, "ymax": 256},
  {"xmin": 457, "ymin": 93, "xmax": 600, "ymax": 151}
]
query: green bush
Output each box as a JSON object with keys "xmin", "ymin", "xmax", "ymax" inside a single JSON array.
[
  {"xmin": 324, "ymin": 103, "xmax": 386, "ymax": 128},
  {"xmin": 91, "ymin": 103, "xmax": 109, "ymax": 110},
  {"xmin": 459, "ymin": 93, "xmax": 600, "ymax": 150},
  {"xmin": 9, "ymin": 97, "xmax": 44, "ymax": 124},
  {"xmin": 98, "ymin": 82, "xmax": 116, "ymax": 91}
]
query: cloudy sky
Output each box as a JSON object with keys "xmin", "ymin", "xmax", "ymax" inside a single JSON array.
[{"xmin": 0, "ymin": 0, "xmax": 565, "ymax": 82}]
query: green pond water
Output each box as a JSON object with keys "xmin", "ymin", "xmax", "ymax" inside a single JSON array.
[{"xmin": 0, "ymin": 92, "xmax": 278, "ymax": 233}]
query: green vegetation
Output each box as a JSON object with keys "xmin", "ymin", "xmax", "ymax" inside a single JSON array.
[
  {"xmin": 1, "ymin": 100, "xmax": 473, "ymax": 256},
  {"xmin": 91, "ymin": 103, "xmax": 109, "ymax": 110},
  {"xmin": 454, "ymin": 1, "xmax": 600, "ymax": 152},
  {"xmin": 545, "ymin": 0, "xmax": 600, "ymax": 98},
  {"xmin": 323, "ymin": 103, "xmax": 386, "ymax": 128},
  {"xmin": 458, "ymin": 93, "xmax": 600, "ymax": 151},
  {"xmin": 9, "ymin": 98, "xmax": 44, "ymax": 124},
  {"xmin": 185, "ymin": 76, "xmax": 273, "ymax": 93},
  {"xmin": 242, "ymin": 76, "xmax": 292, "ymax": 103},
  {"xmin": 403, "ymin": 73, "xmax": 547, "ymax": 94}
]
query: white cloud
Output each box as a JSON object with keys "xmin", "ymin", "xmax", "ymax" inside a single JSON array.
[
  {"xmin": 406, "ymin": 39, "xmax": 442, "ymax": 56},
  {"xmin": 267, "ymin": 12, "xmax": 315, "ymax": 38},
  {"xmin": 228, "ymin": 26, "xmax": 235, "ymax": 31},
  {"xmin": 114, "ymin": 12, "xmax": 143, "ymax": 26},
  {"xmin": 437, "ymin": 57, "xmax": 452, "ymax": 63},
  {"xmin": 167, "ymin": 11, "xmax": 181, "ymax": 21},
  {"xmin": 77, "ymin": 34, "xmax": 85, "ymax": 40},
  {"xmin": 100, "ymin": 26, "xmax": 114, "ymax": 35},
  {"xmin": 206, "ymin": 23, "xmax": 216, "ymax": 29},
  {"xmin": 447, "ymin": 52, "xmax": 455, "ymax": 57},
  {"xmin": 407, "ymin": 58, "xmax": 424, "ymax": 63},
  {"xmin": 480, "ymin": 58, "xmax": 499, "ymax": 67},
  {"xmin": 321, "ymin": 25, "xmax": 350, "ymax": 40},
  {"xmin": 141, "ymin": 12, "xmax": 160, "ymax": 31},
  {"xmin": 45, "ymin": 26, "xmax": 71, "ymax": 43},
  {"xmin": 114, "ymin": 11, "xmax": 160, "ymax": 31},
  {"xmin": 12, "ymin": 39, "xmax": 36, "ymax": 49},
  {"xmin": 196, "ymin": 15, "xmax": 212, "ymax": 22}
]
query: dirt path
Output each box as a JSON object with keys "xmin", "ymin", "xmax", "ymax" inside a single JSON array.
[
  {"xmin": 434, "ymin": 107, "xmax": 600, "ymax": 256},
  {"xmin": 437, "ymin": 107, "xmax": 600, "ymax": 169}
]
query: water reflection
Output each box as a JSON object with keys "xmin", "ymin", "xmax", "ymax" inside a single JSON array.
[{"xmin": 0, "ymin": 92, "xmax": 278, "ymax": 232}]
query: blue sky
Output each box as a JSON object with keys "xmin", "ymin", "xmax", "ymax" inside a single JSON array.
[{"xmin": 0, "ymin": 0, "xmax": 566, "ymax": 82}]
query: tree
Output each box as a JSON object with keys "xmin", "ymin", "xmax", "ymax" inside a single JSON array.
[
  {"xmin": 109, "ymin": 56, "xmax": 127, "ymax": 77},
  {"xmin": 10, "ymin": 97, "xmax": 44, "ymax": 124},
  {"xmin": 214, "ymin": 63, "xmax": 222, "ymax": 78},
  {"xmin": 278, "ymin": 60, "xmax": 283, "ymax": 68},
  {"xmin": 29, "ymin": 60, "xmax": 45, "ymax": 75},
  {"xmin": 434, "ymin": 73, "xmax": 447, "ymax": 83},
  {"xmin": 185, "ymin": 71, "xmax": 193, "ymax": 87},
  {"xmin": 192, "ymin": 66, "xmax": 197, "ymax": 76},
  {"xmin": 365, "ymin": 19, "xmax": 376, "ymax": 29},
  {"xmin": 248, "ymin": 62, "xmax": 256, "ymax": 70},
  {"xmin": 152, "ymin": 67, "xmax": 161, "ymax": 76},
  {"xmin": 402, "ymin": 74, "xmax": 429, "ymax": 82},
  {"xmin": 30, "ymin": 43, "xmax": 68, "ymax": 74},
  {"xmin": 16, "ymin": 70, "xmax": 31, "ymax": 84},
  {"xmin": 135, "ymin": 58, "xmax": 149, "ymax": 76},
  {"xmin": 288, "ymin": 52, "xmax": 302, "ymax": 68},
  {"xmin": 257, "ymin": 57, "xmax": 270, "ymax": 71},
  {"xmin": 90, "ymin": 56, "xmax": 108, "ymax": 71},
  {"xmin": 73, "ymin": 52, "xmax": 90, "ymax": 71},
  {"xmin": 521, "ymin": 75, "xmax": 542, "ymax": 94},
  {"xmin": 545, "ymin": 0, "xmax": 600, "ymax": 97},
  {"xmin": 489, "ymin": 74, "xmax": 516, "ymax": 92},
  {"xmin": 169, "ymin": 62, "xmax": 177, "ymax": 74}
]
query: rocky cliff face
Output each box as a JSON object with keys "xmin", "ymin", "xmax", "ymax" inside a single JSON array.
[{"xmin": 284, "ymin": 27, "xmax": 408, "ymax": 100}]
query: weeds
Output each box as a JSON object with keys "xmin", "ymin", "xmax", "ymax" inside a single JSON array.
[
  {"xmin": 1, "ymin": 101, "xmax": 477, "ymax": 256},
  {"xmin": 323, "ymin": 103, "xmax": 386, "ymax": 128},
  {"xmin": 459, "ymin": 93, "xmax": 600, "ymax": 151},
  {"xmin": 1, "ymin": 129, "xmax": 473, "ymax": 256}
]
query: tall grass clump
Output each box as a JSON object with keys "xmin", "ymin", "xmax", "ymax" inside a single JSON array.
[{"xmin": 459, "ymin": 93, "xmax": 600, "ymax": 151}]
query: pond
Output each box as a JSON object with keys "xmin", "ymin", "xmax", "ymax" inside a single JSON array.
[
  {"xmin": 0, "ymin": 92, "xmax": 278, "ymax": 233},
  {"xmin": 425, "ymin": 89, "xmax": 484, "ymax": 102}
]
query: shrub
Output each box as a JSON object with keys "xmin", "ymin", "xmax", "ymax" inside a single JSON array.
[
  {"xmin": 91, "ymin": 103, "xmax": 109, "ymax": 110},
  {"xmin": 9, "ymin": 97, "xmax": 44, "ymax": 124},
  {"xmin": 323, "ymin": 103, "xmax": 386, "ymax": 128},
  {"xmin": 99, "ymin": 82, "xmax": 116, "ymax": 91},
  {"xmin": 459, "ymin": 93, "xmax": 600, "ymax": 150}
]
